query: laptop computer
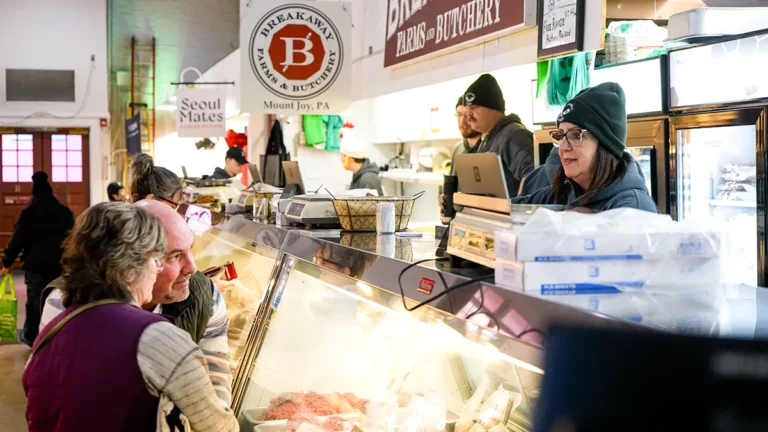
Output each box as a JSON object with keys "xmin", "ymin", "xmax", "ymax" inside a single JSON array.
[
  {"xmin": 247, "ymin": 163, "xmax": 263, "ymax": 185},
  {"xmin": 281, "ymin": 160, "xmax": 306, "ymax": 195},
  {"xmin": 453, "ymin": 153, "xmax": 510, "ymax": 200}
]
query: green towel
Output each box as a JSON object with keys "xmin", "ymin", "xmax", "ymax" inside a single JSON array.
[
  {"xmin": 303, "ymin": 115, "xmax": 326, "ymax": 146},
  {"xmin": 547, "ymin": 52, "xmax": 591, "ymax": 107},
  {"xmin": 323, "ymin": 115, "xmax": 344, "ymax": 152}
]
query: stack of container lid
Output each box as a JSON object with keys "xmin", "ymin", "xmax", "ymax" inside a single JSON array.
[{"xmin": 494, "ymin": 208, "xmax": 725, "ymax": 335}]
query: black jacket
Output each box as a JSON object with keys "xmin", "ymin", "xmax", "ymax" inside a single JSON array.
[
  {"xmin": 210, "ymin": 167, "xmax": 232, "ymax": 180},
  {"xmin": 350, "ymin": 160, "xmax": 384, "ymax": 196},
  {"xmin": 512, "ymin": 153, "xmax": 658, "ymax": 213},
  {"xmin": 2, "ymin": 196, "xmax": 74, "ymax": 277},
  {"xmin": 478, "ymin": 114, "xmax": 535, "ymax": 198}
]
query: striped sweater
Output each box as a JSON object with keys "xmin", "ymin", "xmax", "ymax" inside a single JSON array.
[{"xmin": 41, "ymin": 284, "xmax": 233, "ymax": 407}]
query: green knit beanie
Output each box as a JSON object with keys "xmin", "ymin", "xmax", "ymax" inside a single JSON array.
[{"xmin": 556, "ymin": 82, "xmax": 627, "ymax": 158}]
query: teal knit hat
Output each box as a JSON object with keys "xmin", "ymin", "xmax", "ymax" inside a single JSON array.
[{"xmin": 557, "ymin": 82, "xmax": 627, "ymax": 158}]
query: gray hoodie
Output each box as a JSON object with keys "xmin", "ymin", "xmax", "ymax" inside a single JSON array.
[
  {"xmin": 478, "ymin": 113, "xmax": 534, "ymax": 198},
  {"xmin": 511, "ymin": 153, "xmax": 658, "ymax": 213},
  {"xmin": 350, "ymin": 159, "xmax": 383, "ymax": 196}
]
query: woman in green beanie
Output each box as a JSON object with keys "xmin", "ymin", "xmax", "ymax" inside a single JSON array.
[{"xmin": 513, "ymin": 82, "xmax": 658, "ymax": 213}]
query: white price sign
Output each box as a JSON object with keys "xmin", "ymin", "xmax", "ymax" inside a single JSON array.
[{"xmin": 541, "ymin": 0, "xmax": 577, "ymax": 49}]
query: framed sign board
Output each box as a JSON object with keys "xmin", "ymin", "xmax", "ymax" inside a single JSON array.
[{"xmin": 537, "ymin": 0, "xmax": 585, "ymax": 59}]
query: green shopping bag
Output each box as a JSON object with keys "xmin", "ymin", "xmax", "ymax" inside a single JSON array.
[{"xmin": 0, "ymin": 275, "xmax": 17, "ymax": 341}]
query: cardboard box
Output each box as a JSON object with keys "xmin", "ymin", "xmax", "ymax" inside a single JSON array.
[{"xmin": 523, "ymin": 258, "xmax": 721, "ymax": 295}]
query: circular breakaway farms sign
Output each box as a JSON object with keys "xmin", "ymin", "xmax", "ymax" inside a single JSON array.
[{"xmin": 248, "ymin": 3, "xmax": 344, "ymax": 102}]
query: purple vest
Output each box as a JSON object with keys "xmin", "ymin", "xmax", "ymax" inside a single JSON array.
[{"xmin": 23, "ymin": 303, "xmax": 168, "ymax": 432}]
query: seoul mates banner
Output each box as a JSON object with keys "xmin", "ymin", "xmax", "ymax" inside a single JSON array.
[
  {"xmin": 241, "ymin": 1, "xmax": 352, "ymax": 114},
  {"xmin": 176, "ymin": 88, "xmax": 226, "ymax": 138},
  {"xmin": 384, "ymin": 0, "xmax": 527, "ymax": 67}
]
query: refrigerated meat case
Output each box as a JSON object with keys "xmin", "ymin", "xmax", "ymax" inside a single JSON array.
[
  {"xmin": 178, "ymin": 206, "xmax": 638, "ymax": 431},
  {"xmin": 667, "ymin": 29, "xmax": 768, "ymax": 287}
]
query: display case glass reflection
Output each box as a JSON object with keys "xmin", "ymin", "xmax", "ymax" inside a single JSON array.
[
  {"xmin": 236, "ymin": 256, "xmax": 543, "ymax": 432},
  {"xmin": 189, "ymin": 226, "xmax": 280, "ymax": 371}
]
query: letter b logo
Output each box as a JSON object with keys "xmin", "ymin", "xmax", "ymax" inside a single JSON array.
[{"xmin": 269, "ymin": 24, "xmax": 324, "ymax": 80}]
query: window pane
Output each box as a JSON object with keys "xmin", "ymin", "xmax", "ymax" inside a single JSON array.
[
  {"xmin": 2, "ymin": 166, "xmax": 18, "ymax": 182},
  {"xmin": 67, "ymin": 151, "xmax": 82, "ymax": 166},
  {"xmin": 18, "ymin": 150, "xmax": 33, "ymax": 166},
  {"xmin": 52, "ymin": 166, "xmax": 67, "ymax": 182},
  {"xmin": 52, "ymin": 151, "xmax": 67, "ymax": 167},
  {"xmin": 17, "ymin": 140, "xmax": 33, "ymax": 150},
  {"xmin": 2, "ymin": 135, "xmax": 16, "ymax": 150},
  {"xmin": 52, "ymin": 135, "xmax": 66, "ymax": 150},
  {"xmin": 18, "ymin": 167, "xmax": 33, "ymax": 182},
  {"xmin": 2, "ymin": 151, "xmax": 17, "ymax": 166},
  {"xmin": 18, "ymin": 134, "xmax": 32, "ymax": 141},
  {"xmin": 66, "ymin": 135, "xmax": 82, "ymax": 150},
  {"xmin": 67, "ymin": 166, "xmax": 82, "ymax": 182}
]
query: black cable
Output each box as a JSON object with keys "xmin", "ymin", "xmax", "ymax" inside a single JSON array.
[
  {"xmin": 515, "ymin": 327, "xmax": 547, "ymax": 339},
  {"xmin": 397, "ymin": 260, "xmax": 495, "ymax": 312}
]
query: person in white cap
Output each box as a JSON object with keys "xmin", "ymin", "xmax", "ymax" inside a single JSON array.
[{"xmin": 340, "ymin": 129, "xmax": 383, "ymax": 196}]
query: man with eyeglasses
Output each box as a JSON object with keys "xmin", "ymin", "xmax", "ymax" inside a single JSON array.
[
  {"xmin": 39, "ymin": 200, "xmax": 233, "ymax": 407},
  {"xmin": 463, "ymin": 73, "xmax": 535, "ymax": 198},
  {"xmin": 450, "ymin": 95, "xmax": 482, "ymax": 175}
]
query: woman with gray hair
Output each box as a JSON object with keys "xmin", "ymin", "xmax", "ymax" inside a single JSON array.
[{"xmin": 22, "ymin": 202, "xmax": 238, "ymax": 432}]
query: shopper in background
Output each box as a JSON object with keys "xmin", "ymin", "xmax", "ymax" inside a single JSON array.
[
  {"xmin": 340, "ymin": 129, "xmax": 384, "ymax": 196},
  {"xmin": 519, "ymin": 146, "xmax": 561, "ymax": 196},
  {"xmin": 41, "ymin": 200, "xmax": 234, "ymax": 407},
  {"xmin": 211, "ymin": 146, "xmax": 248, "ymax": 180},
  {"xmin": 512, "ymin": 82, "xmax": 657, "ymax": 212},
  {"xmin": 107, "ymin": 181, "xmax": 127, "ymax": 202},
  {"xmin": 463, "ymin": 73, "xmax": 534, "ymax": 198},
  {"xmin": 24, "ymin": 202, "xmax": 238, "ymax": 432},
  {"xmin": 130, "ymin": 153, "xmax": 183, "ymax": 207},
  {"xmin": 1, "ymin": 171, "xmax": 74, "ymax": 347}
]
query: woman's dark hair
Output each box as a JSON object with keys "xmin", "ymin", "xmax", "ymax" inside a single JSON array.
[
  {"xmin": 60, "ymin": 202, "xmax": 166, "ymax": 307},
  {"xmin": 107, "ymin": 182, "xmax": 124, "ymax": 201},
  {"xmin": 550, "ymin": 145, "xmax": 628, "ymax": 206},
  {"xmin": 130, "ymin": 153, "xmax": 182, "ymax": 202}
]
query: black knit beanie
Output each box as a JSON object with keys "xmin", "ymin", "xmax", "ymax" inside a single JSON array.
[
  {"xmin": 456, "ymin": 95, "xmax": 464, "ymax": 108},
  {"xmin": 557, "ymin": 82, "xmax": 627, "ymax": 158},
  {"xmin": 464, "ymin": 74, "xmax": 505, "ymax": 112}
]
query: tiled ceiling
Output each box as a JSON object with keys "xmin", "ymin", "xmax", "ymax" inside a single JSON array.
[{"xmin": 109, "ymin": 0, "xmax": 239, "ymax": 100}]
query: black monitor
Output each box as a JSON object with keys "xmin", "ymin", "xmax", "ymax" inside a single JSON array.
[{"xmin": 535, "ymin": 326, "xmax": 768, "ymax": 432}]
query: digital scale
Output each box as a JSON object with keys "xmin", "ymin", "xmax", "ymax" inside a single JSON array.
[
  {"xmin": 445, "ymin": 193, "xmax": 564, "ymax": 268},
  {"xmin": 284, "ymin": 194, "xmax": 341, "ymax": 227}
]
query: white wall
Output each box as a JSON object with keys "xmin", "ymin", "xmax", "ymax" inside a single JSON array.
[{"xmin": 0, "ymin": 0, "xmax": 109, "ymax": 203}]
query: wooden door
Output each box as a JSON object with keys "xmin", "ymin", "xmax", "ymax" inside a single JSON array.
[
  {"xmin": 1, "ymin": 129, "xmax": 90, "ymax": 267},
  {"xmin": 42, "ymin": 131, "xmax": 89, "ymax": 217},
  {"xmin": 1, "ymin": 132, "xmax": 44, "ymax": 253}
]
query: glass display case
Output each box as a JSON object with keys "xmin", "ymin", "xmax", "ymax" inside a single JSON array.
[
  {"xmin": 180, "ymin": 205, "xmax": 287, "ymax": 372},
  {"xmin": 179, "ymin": 208, "xmax": 639, "ymax": 431}
]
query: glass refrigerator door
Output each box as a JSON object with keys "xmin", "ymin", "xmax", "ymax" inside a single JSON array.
[
  {"xmin": 627, "ymin": 147, "xmax": 653, "ymax": 198},
  {"xmin": 676, "ymin": 123, "xmax": 758, "ymax": 286}
]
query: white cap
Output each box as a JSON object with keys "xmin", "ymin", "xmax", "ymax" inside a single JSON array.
[{"xmin": 339, "ymin": 128, "xmax": 367, "ymax": 159}]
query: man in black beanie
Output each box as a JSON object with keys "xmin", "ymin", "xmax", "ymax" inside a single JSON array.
[
  {"xmin": 464, "ymin": 73, "xmax": 534, "ymax": 198},
  {"xmin": 1, "ymin": 171, "xmax": 74, "ymax": 347}
]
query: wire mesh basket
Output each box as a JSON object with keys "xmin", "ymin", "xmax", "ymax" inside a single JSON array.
[{"xmin": 331, "ymin": 192, "xmax": 424, "ymax": 232}]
